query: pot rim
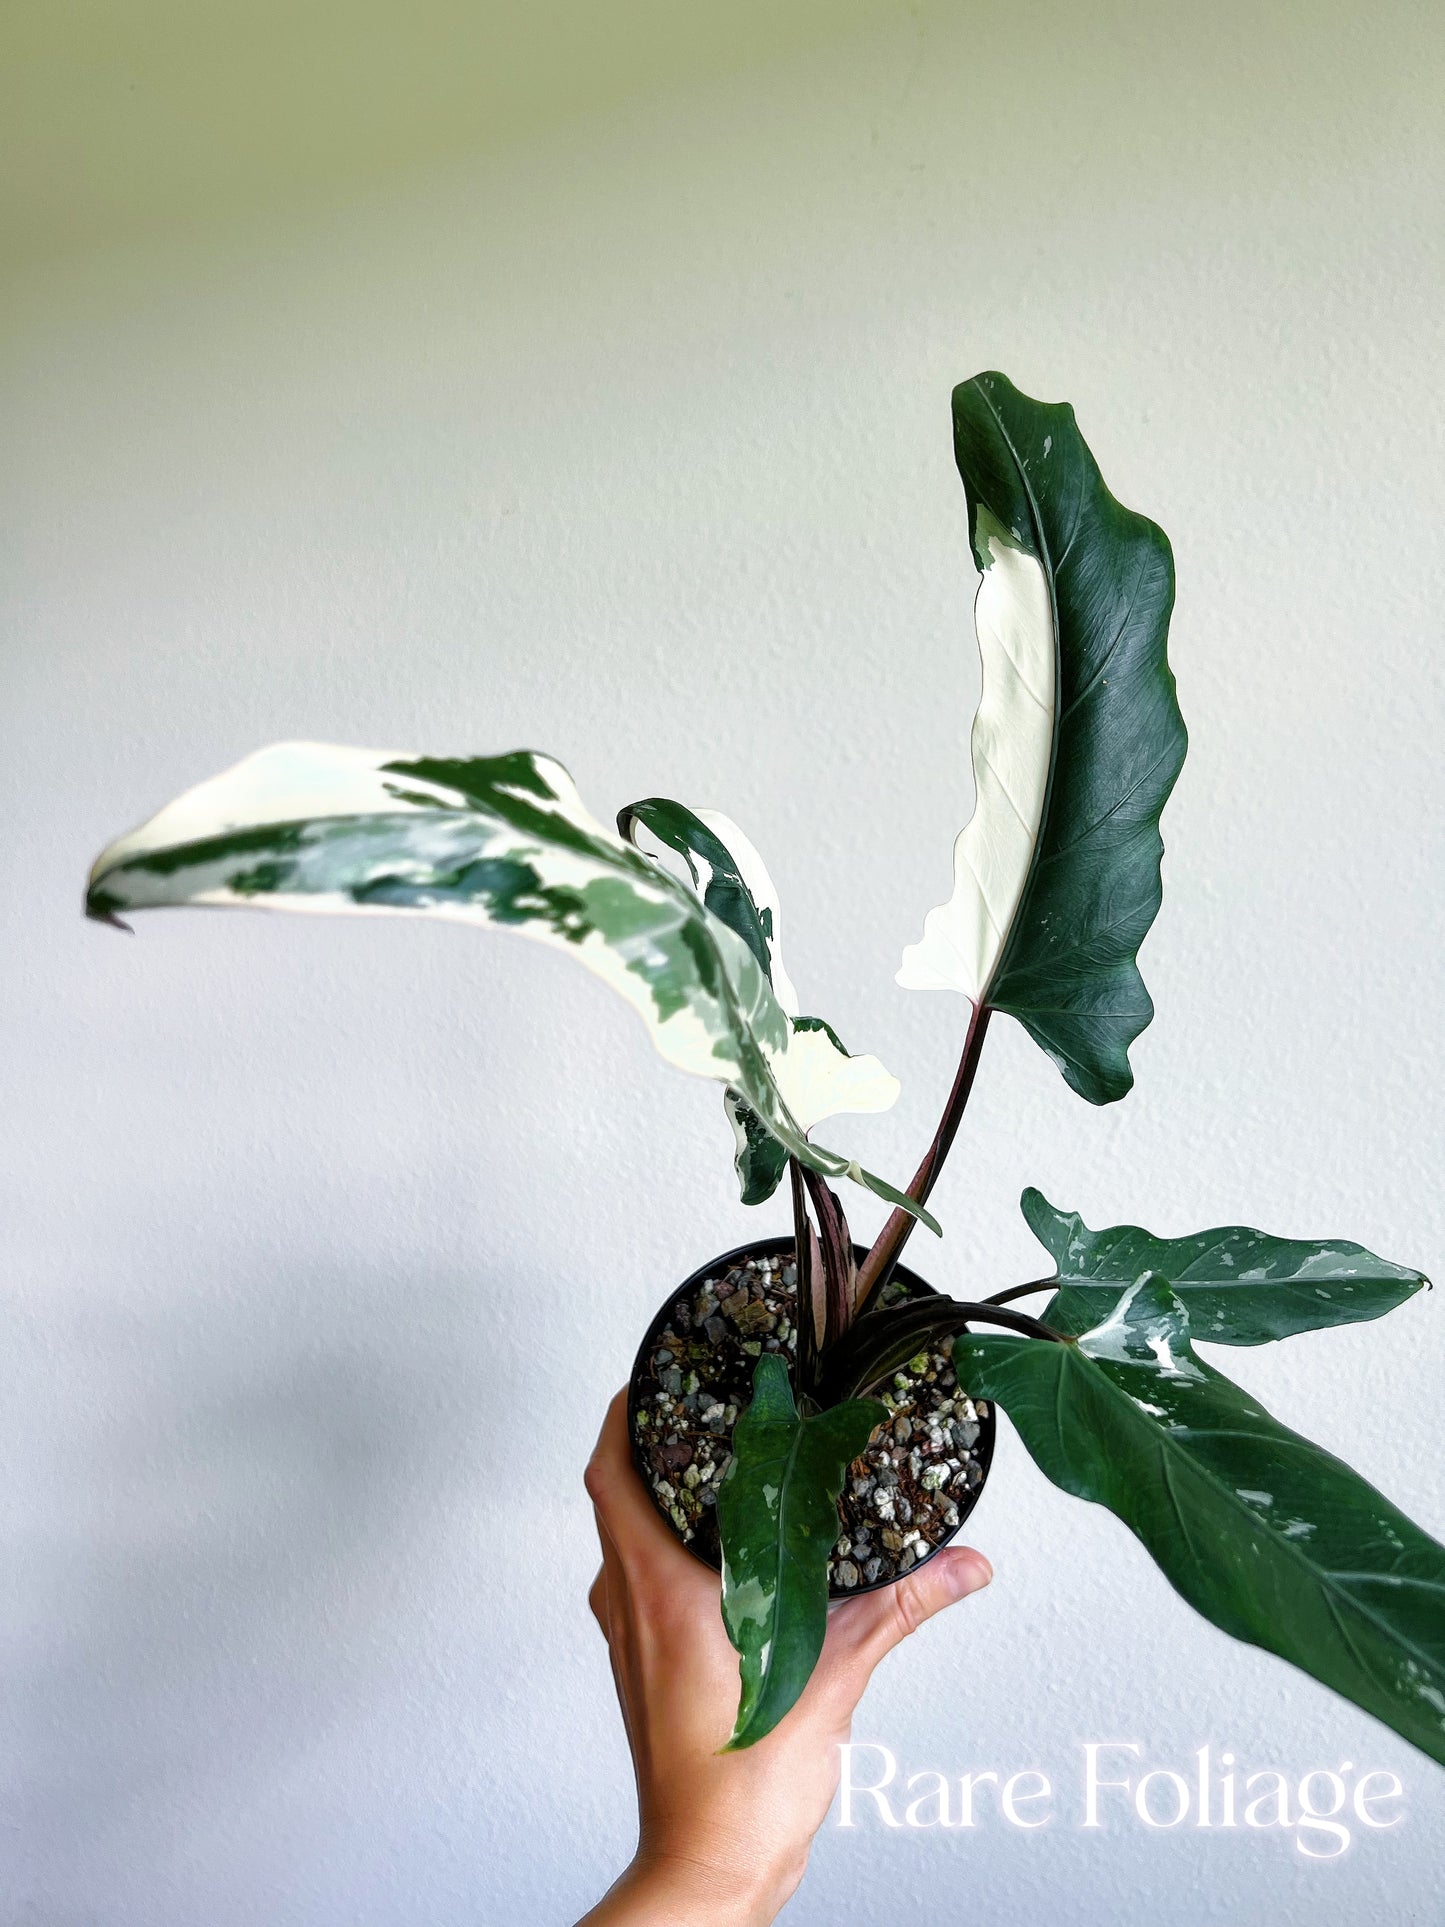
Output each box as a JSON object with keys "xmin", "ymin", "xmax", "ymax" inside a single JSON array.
[{"xmin": 625, "ymin": 1233, "xmax": 997, "ymax": 1599}]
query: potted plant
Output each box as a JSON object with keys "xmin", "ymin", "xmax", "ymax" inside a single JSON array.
[{"xmin": 86, "ymin": 371, "xmax": 1441, "ymax": 1761}]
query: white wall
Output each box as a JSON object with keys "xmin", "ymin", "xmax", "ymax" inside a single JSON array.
[{"xmin": 5, "ymin": 3, "xmax": 1443, "ymax": 1920}]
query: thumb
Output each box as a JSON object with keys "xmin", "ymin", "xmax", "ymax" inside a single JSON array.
[{"xmin": 856, "ymin": 1546, "xmax": 993, "ymax": 1663}]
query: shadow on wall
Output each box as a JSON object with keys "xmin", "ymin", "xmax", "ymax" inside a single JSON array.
[{"xmin": 13, "ymin": 1243, "xmax": 523, "ymax": 1889}]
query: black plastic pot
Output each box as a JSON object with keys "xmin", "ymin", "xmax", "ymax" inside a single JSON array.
[{"xmin": 626, "ymin": 1235, "xmax": 996, "ymax": 1598}]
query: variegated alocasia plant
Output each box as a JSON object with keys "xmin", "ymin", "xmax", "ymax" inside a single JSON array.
[{"xmin": 87, "ymin": 372, "xmax": 1439, "ymax": 1764}]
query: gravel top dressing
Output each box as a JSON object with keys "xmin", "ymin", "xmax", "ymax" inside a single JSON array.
[{"xmin": 630, "ymin": 1248, "xmax": 990, "ymax": 1596}]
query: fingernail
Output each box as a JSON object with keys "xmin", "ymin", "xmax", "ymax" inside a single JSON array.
[{"xmin": 943, "ymin": 1548, "xmax": 993, "ymax": 1597}]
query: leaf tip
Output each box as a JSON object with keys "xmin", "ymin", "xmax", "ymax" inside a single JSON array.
[{"xmin": 85, "ymin": 889, "xmax": 133, "ymax": 933}]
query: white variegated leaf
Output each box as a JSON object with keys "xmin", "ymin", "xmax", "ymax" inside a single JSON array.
[
  {"xmin": 88, "ymin": 743, "xmax": 935, "ymax": 1229},
  {"xmin": 898, "ymin": 520, "xmax": 1054, "ymax": 1002},
  {"xmin": 629, "ymin": 804, "xmax": 803, "ymax": 1016},
  {"xmin": 618, "ymin": 796, "xmax": 900, "ymax": 1205},
  {"xmin": 899, "ymin": 372, "xmax": 1185, "ymax": 1106}
]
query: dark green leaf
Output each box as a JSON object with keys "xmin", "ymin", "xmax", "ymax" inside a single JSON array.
[
  {"xmin": 717, "ymin": 1355, "xmax": 884, "ymax": 1749},
  {"xmin": 955, "ymin": 1279, "xmax": 1445, "ymax": 1764},
  {"xmin": 1023, "ymin": 1187, "xmax": 1428, "ymax": 1344}
]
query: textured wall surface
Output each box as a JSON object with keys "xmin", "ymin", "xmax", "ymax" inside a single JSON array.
[{"xmin": 5, "ymin": 3, "xmax": 1444, "ymax": 1921}]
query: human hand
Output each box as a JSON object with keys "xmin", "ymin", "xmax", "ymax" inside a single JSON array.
[{"xmin": 576, "ymin": 1387, "xmax": 993, "ymax": 1926}]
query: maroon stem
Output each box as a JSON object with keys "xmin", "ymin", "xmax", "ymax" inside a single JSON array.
[
  {"xmin": 801, "ymin": 1165, "xmax": 856, "ymax": 1352},
  {"xmin": 854, "ymin": 1001, "xmax": 993, "ymax": 1316},
  {"xmin": 788, "ymin": 1159, "xmax": 821, "ymax": 1393}
]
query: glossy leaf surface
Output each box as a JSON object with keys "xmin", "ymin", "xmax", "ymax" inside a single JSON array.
[
  {"xmin": 87, "ymin": 743, "xmax": 933, "ymax": 1226},
  {"xmin": 899, "ymin": 372, "xmax": 1186, "ymax": 1103},
  {"xmin": 717, "ymin": 1355, "xmax": 884, "ymax": 1749},
  {"xmin": 955, "ymin": 1279, "xmax": 1445, "ymax": 1765},
  {"xmin": 1024, "ymin": 1188, "xmax": 1428, "ymax": 1345},
  {"xmin": 620, "ymin": 796, "xmax": 900, "ymax": 1205}
]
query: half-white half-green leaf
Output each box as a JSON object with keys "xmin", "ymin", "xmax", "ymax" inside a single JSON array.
[
  {"xmin": 87, "ymin": 742, "xmax": 936, "ymax": 1229},
  {"xmin": 899, "ymin": 372, "xmax": 1186, "ymax": 1104},
  {"xmin": 619, "ymin": 797, "xmax": 900, "ymax": 1205}
]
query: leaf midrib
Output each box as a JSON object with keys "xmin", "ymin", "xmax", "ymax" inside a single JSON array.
[
  {"xmin": 1060, "ymin": 1343, "xmax": 1445, "ymax": 1698},
  {"xmin": 1060, "ymin": 1269, "xmax": 1407, "ymax": 1294}
]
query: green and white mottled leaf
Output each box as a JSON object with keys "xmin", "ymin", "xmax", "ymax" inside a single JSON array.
[
  {"xmin": 618, "ymin": 798, "xmax": 802, "ymax": 1011},
  {"xmin": 1023, "ymin": 1187, "xmax": 1429, "ymax": 1346},
  {"xmin": 717, "ymin": 1353, "xmax": 884, "ymax": 1749},
  {"xmin": 956, "ymin": 1280, "xmax": 1445, "ymax": 1766},
  {"xmin": 899, "ymin": 372, "xmax": 1187, "ymax": 1104},
  {"xmin": 619, "ymin": 797, "xmax": 901, "ymax": 1206},
  {"xmin": 722, "ymin": 1089, "xmax": 791, "ymax": 1208},
  {"xmin": 87, "ymin": 742, "xmax": 934, "ymax": 1228}
]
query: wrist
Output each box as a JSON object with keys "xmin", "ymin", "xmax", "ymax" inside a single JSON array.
[{"xmin": 581, "ymin": 1845, "xmax": 806, "ymax": 1927}]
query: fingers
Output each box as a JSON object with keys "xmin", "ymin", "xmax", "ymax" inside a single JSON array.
[
  {"xmin": 584, "ymin": 1385, "xmax": 695, "ymax": 1578},
  {"xmin": 591, "ymin": 1482, "xmax": 631, "ymax": 1637},
  {"xmin": 583, "ymin": 1389, "xmax": 631, "ymax": 1508},
  {"xmin": 842, "ymin": 1545, "xmax": 993, "ymax": 1674},
  {"xmin": 585, "ymin": 1386, "xmax": 986, "ymax": 1682}
]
